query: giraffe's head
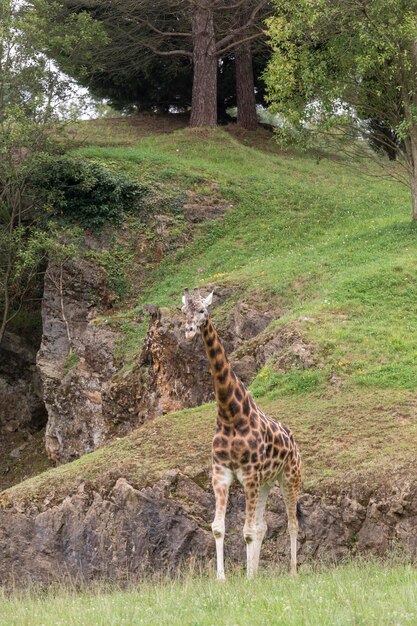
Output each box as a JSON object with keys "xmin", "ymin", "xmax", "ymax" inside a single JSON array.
[{"xmin": 181, "ymin": 288, "xmax": 213, "ymax": 340}]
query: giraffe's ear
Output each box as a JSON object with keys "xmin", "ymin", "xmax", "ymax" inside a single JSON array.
[
  {"xmin": 182, "ymin": 295, "xmax": 186, "ymax": 305},
  {"xmin": 204, "ymin": 291, "xmax": 214, "ymax": 307}
]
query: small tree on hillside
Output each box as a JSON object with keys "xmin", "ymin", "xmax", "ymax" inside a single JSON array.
[
  {"xmin": 265, "ymin": 0, "xmax": 417, "ymax": 220},
  {"xmin": 0, "ymin": 0, "xmax": 102, "ymax": 342}
]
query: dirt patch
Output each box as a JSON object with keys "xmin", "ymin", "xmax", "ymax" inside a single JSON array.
[
  {"xmin": 225, "ymin": 124, "xmax": 291, "ymax": 157},
  {"xmin": 183, "ymin": 182, "xmax": 235, "ymax": 223}
]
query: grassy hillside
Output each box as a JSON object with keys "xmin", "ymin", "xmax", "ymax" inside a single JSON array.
[
  {"xmin": 76, "ymin": 121, "xmax": 417, "ymax": 394},
  {"xmin": 1, "ymin": 562, "xmax": 416, "ymax": 625},
  {"xmin": 1, "ymin": 388, "xmax": 416, "ymax": 509},
  {"xmin": 1, "ymin": 116, "xmax": 417, "ymax": 504}
]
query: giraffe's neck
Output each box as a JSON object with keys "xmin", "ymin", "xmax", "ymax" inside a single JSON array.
[{"xmin": 201, "ymin": 317, "xmax": 252, "ymax": 422}]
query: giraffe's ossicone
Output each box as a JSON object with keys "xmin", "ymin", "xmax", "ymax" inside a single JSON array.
[{"xmin": 181, "ymin": 287, "xmax": 303, "ymax": 580}]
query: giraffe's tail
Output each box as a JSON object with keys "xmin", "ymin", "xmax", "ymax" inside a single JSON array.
[{"xmin": 296, "ymin": 500, "xmax": 305, "ymax": 530}]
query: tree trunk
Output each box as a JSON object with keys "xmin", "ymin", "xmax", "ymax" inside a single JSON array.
[
  {"xmin": 0, "ymin": 303, "xmax": 9, "ymax": 345},
  {"xmin": 411, "ymin": 183, "xmax": 417, "ymax": 220},
  {"xmin": 0, "ymin": 250, "xmax": 11, "ymax": 344},
  {"xmin": 409, "ymin": 128, "xmax": 417, "ymax": 220},
  {"xmin": 409, "ymin": 42, "xmax": 417, "ymax": 220},
  {"xmin": 402, "ymin": 126, "xmax": 417, "ymax": 218},
  {"xmin": 190, "ymin": 2, "xmax": 217, "ymax": 127},
  {"xmin": 411, "ymin": 151, "xmax": 417, "ymax": 219},
  {"xmin": 0, "ymin": 203, "xmax": 15, "ymax": 345},
  {"xmin": 235, "ymin": 41, "xmax": 258, "ymax": 130}
]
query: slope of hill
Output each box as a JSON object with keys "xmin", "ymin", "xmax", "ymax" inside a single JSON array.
[
  {"xmin": 76, "ymin": 120, "xmax": 417, "ymax": 395},
  {"xmin": 0, "ymin": 117, "xmax": 416, "ymax": 582}
]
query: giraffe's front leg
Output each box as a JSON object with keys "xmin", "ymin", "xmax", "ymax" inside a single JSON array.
[
  {"xmin": 211, "ymin": 464, "xmax": 233, "ymax": 581},
  {"xmin": 251, "ymin": 483, "xmax": 271, "ymax": 576},
  {"xmin": 242, "ymin": 476, "xmax": 261, "ymax": 579}
]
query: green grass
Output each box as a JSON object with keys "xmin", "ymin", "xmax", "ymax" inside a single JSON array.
[
  {"xmin": 73, "ymin": 124, "xmax": 417, "ymax": 395},
  {"xmin": 63, "ymin": 351, "xmax": 79, "ymax": 373},
  {"xmin": 1, "ymin": 562, "xmax": 416, "ymax": 625},
  {"xmin": 2, "ymin": 388, "xmax": 416, "ymax": 509},
  {"xmin": 68, "ymin": 115, "xmax": 188, "ymax": 147}
]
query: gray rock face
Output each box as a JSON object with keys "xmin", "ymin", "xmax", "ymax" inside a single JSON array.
[
  {"xmin": 37, "ymin": 260, "xmax": 120, "ymax": 464},
  {"xmin": 0, "ymin": 474, "xmax": 415, "ymax": 586},
  {"xmin": 102, "ymin": 296, "xmax": 274, "ymax": 431},
  {"xmin": 38, "ymin": 262, "xmax": 231, "ymax": 463},
  {"xmin": 137, "ymin": 307, "xmax": 215, "ymax": 415},
  {"xmin": 230, "ymin": 321, "xmax": 316, "ymax": 384},
  {"xmin": 102, "ymin": 307, "xmax": 215, "ymax": 434},
  {"xmin": 36, "ymin": 263, "xmax": 312, "ymax": 464},
  {"xmin": 233, "ymin": 302, "xmax": 272, "ymax": 343},
  {"xmin": 37, "ymin": 266, "xmax": 222, "ymax": 463},
  {"xmin": 0, "ymin": 332, "xmax": 46, "ymax": 435}
]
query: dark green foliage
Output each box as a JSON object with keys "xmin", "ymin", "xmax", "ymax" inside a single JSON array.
[
  {"xmin": 91, "ymin": 244, "xmax": 134, "ymax": 301},
  {"xmin": 49, "ymin": 1, "xmax": 270, "ymax": 117},
  {"xmin": 28, "ymin": 155, "xmax": 148, "ymax": 230}
]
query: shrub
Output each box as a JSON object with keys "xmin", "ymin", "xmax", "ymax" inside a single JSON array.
[
  {"xmin": 91, "ymin": 245, "xmax": 135, "ymax": 301},
  {"xmin": 28, "ymin": 155, "xmax": 148, "ymax": 230}
]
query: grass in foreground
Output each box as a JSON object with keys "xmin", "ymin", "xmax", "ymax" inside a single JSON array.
[{"xmin": 1, "ymin": 562, "xmax": 416, "ymax": 625}]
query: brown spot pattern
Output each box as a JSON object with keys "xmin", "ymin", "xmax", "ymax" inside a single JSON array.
[{"xmin": 198, "ymin": 313, "xmax": 302, "ymax": 566}]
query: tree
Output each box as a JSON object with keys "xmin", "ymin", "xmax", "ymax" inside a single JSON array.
[
  {"xmin": 56, "ymin": 0, "xmax": 270, "ymax": 128},
  {"xmin": 0, "ymin": 0, "xmax": 102, "ymax": 342},
  {"xmin": 265, "ymin": 0, "xmax": 417, "ymax": 219},
  {"xmin": 71, "ymin": 39, "xmax": 270, "ymax": 125},
  {"xmin": 84, "ymin": 55, "xmax": 194, "ymax": 115}
]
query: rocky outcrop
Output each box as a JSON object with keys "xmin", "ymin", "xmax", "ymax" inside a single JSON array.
[
  {"xmin": 37, "ymin": 260, "xmax": 121, "ymax": 464},
  {"xmin": 37, "ymin": 265, "xmax": 315, "ymax": 464},
  {"xmin": 102, "ymin": 303, "xmax": 222, "ymax": 435},
  {"xmin": 103, "ymin": 292, "xmax": 274, "ymax": 433},
  {"xmin": 0, "ymin": 473, "xmax": 415, "ymax": 585},
  {"xmin": 0, "ymin": 332, "xmax": 46, "ymax": 435},
  {"xmin": 230, "ymin": 321, "xmax": 316, "ymax": 384},
  {"xmin": 37, "ymin": 265, "xmax": 223, "ymax": 462},
  {"xmin": 119, "ymin": 307, "xmax": 216, "ymax": 419},
  {"xmin": 38, "ymin": 265, "xmax": 236, "ymax": 463}
]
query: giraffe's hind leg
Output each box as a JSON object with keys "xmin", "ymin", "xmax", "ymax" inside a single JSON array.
[{"xmin": 280, "ymin": 472, "xmax": 302, "ymax": 576}]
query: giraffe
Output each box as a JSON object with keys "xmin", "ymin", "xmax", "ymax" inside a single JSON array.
[{"xmin": 181, "ymin": 287, "xmax": 303, "ymax": 580}]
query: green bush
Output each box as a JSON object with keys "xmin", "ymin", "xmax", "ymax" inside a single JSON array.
[
  {"xmin": 28, "ymin": 155, "xmax": 148, "ymax": 230},
  {"xmin": 91, "ymin": 245, "xmax": 135, "ymax": 301}
]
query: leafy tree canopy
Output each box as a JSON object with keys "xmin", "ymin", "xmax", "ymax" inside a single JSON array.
[
  {"xmin": 265, "ymin": 0, "xmax": 417, "ymax": 219},
  {"xmin": 51, "ymin": 0, "xmax": 270, "ymax": 121},
  {"xmin": 0, "ymin": 0, "xmax": 105, "ymax": 341}
]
